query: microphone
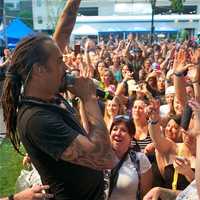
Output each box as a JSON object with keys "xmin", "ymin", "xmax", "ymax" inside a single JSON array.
[
  {"xmin": 60, "ymin": 73, "xmax": 113, "ymax": 100},
  {"xmin": 96, "ymin": 88, "xmax": 113, "ymax": 100}
]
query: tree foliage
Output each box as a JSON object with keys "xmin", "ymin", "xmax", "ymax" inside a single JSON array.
[{"xmin": 170, "ymin": 0, "xmax": 186, "ymax": 14}]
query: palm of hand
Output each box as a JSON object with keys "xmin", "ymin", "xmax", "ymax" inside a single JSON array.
[{"xmin": 173, "ymin": 49, "xmax": 187, "ymax": 73}]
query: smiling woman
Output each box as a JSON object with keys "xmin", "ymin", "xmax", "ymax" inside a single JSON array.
[{"xmin": 107, "ymin": 115, "xmax": 152, "ymax": 200}]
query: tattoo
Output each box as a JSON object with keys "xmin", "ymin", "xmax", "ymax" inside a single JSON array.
[
  {"xmin": 63, "ymin": 130, "xmax": 115, "ymax": 170},
  {"xmin": 53, "ymin": 0, "xmax": 81, "ymax": 50},
  {"xmin": 62, "ymin": 104, "xmax": 117, "ymax": 170}
]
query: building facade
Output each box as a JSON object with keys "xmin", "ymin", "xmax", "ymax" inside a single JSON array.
[{"xmin": 32, "ymin": 0, "xmax": 200, "ymax": 37}]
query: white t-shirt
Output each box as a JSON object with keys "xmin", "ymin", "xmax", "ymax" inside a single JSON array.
[
  {"xmin": 110, "ymin": 152, "xmax": 151, "ymax": 200},
  {"xmin": 176, "ymin": 180, "xmax": 199, "ymax": 200}
]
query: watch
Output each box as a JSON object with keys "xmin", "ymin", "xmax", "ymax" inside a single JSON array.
[{"xmin": 148, "ymin": 119, "xmax": 159, "ymax": 125}]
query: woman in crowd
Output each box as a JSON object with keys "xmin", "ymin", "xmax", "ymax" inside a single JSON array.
[
  {"xmin": 108, "ymin": 114, "xmax": 152, "ymax": 200},
  {"xmin": 100, "ymin": 68, "xmax": 116, "ymax": 95},
  {"xmin": 143, "ymin": 99, "xmax": 200, "ymax": 200},
  {"xmin": 104, "ymin": 97, "xmax": 124, "ymax": 130},
  {"xmin": 147, "ymin": 102, "xmax": 196, "ymax": 190},
  {"xmin": 164, "ymin": 116, "xmax": 182, "ymax": 143},
  {"xmin": 131, "ymin": 99, "xmax": 155, "ymax": 156}
]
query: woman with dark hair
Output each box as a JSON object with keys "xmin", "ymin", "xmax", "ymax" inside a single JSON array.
[
  {"xmin": 164, "ymin": 115, "xmax": 182, "ymax": 142},
  {"xmin": 108, "ymin": 115, "xmax": 152, "ymax": 200},
  {"xmin": 148, "ymin": 104, "xmax": 196, "ymax": 191}
]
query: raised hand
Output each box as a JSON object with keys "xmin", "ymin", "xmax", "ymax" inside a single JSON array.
[
  {"xmin": 173, "ymin": 48, "xmax": 189, "ymax": 73},
  {"xmin": 189, "ymin": 48, "xmax": 200, "ymax": 65},
  {"xmin": 187, "ymin": 64, "xmax": 200, "ymax": 83}
]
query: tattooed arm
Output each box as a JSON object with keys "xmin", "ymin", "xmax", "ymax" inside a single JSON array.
[
  {"xmin": 61, "ymin": 77, "xmax": 118, "ymax": 170},
  {"xmin": 53, "ymin": 0, "xmax": 81, "ymax": 53}
]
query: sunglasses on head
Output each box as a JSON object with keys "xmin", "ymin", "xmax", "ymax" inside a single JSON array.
[{"xmin": 114, "ymin": 115, "xmax": 131, "ymax": 122}]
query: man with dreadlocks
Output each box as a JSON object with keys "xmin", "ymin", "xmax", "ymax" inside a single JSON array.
[{"xmin": 1, "ymin": 0, "xmax": 117, "ymax": 200}]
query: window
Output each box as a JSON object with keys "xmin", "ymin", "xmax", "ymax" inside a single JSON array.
[
  {"xmin": 37, "ymin": 16, "xmax": 43, "ymax": 24},
  {"xmin": 78, "ymin": 7, "xmax": 98, "ymax": 16},
  {"xmin": 37, "ymin": 0, "xmax": 42, "ymax": 7}
]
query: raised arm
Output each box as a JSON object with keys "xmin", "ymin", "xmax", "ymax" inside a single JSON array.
[
  {"xmin": 173, "ymin": 49, "xmax": 189, "ymax": 107},
  {"xmin": 53, "ymin": 0, "xmax": 81, "ymax": 53},
  {"xmin": 84, "ymin": 40, "xmax": 94, "ymax": 78},
  {"xmin": 189, "ymin": 48, "xmax": 200, "ymax": 101},
  {"xmin": 61, "ymin": 77, "xmax": 118, "ymax": 170},
  {"xmin": 124, "ymin": 40, "xmax": 132, "ymax": 59},
  {"xmin": 147, "ymin": 105, "xmax": 176, "ymax": 155}
]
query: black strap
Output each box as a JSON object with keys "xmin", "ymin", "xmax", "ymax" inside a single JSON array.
[
  {"xmin": 129, "ymin": 149, "xmax": 141, "ymax": 200},
  {"xmin": 108, "ymin": 150, "xmax": 129, "ymax": 197}
]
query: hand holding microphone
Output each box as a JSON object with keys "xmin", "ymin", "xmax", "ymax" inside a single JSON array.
[{"xmin": 60, "ymin": 72, "xmax": 113, "ymax": 101}]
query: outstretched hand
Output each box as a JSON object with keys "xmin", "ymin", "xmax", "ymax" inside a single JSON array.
[
  {"xmin": 173, "ymin": 48, "xmax": 191, "ymax": 73},
  {"xmin": 14, "ymin": 185, "xmax": 53, "ymax": 200}
]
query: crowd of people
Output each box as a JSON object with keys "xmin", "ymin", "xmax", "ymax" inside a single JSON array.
[{"xmin": 1, "ymin": 0, "xmax": 200, "ymax": 200}]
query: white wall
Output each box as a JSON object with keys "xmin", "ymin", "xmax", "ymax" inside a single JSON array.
[{"xmin": 32, "ymin": 0, "xmax": 200, "ymax": 32}]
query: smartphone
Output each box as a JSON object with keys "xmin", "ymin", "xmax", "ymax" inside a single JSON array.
[
  {"xmin": 175, "ymin": 156, "xmax": 185, "ymax": 162},
  {"xmin": 74, "ymin": 44, "xmax": 81, "ymax": 57}
]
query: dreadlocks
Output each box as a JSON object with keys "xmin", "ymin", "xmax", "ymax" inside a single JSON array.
[{"xmin": 1, "ymin": 33, "xmax": 52, "ymax": 153}]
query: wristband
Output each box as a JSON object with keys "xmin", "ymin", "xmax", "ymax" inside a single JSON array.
[
  {"xmin": 165, "ymin": 79, "xmax": 172, "ymax": 84},
  {"xmin": 173, "ymin": 70, "xmax": 187, "ymax": 77},
  {"xmin": 148, "ymin": 119, "xmax": 159, "ymax": 125},
  {"xmin": 8, "ymin": 194, "xmax": 14, "ymax": 200}
]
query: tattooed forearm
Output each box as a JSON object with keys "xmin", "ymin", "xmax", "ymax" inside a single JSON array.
[
  {"xmin": 62, "ymin": 99, "xmax": 117, "ymax": 170},
  {"xmin": 63, "ymin": 133, "xmax": 115, "ymax": 170},
  {"xmin": 53, "ymin": 0, "xmax": 81, "ymax": 52}
]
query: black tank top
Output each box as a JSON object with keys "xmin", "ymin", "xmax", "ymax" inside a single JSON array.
[{"xmin": 164, "ymin": 164, "xmax": 195, "ymax": 190}]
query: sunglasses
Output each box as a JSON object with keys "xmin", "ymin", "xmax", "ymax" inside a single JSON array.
[{"xmin": 114, "ymin": 115, "xmax": 131, "ymax": 122}]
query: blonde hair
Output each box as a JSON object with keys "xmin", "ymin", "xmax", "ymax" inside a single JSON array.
[{"xmin": 104, "ymin": 96, "xmax": 125, "ymax": 128}]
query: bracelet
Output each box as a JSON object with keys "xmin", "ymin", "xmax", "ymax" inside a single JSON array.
[
  {"xmin": 173, "ymin": 71, "xmax": 184, "ymax": 77},
  {"xmin": 8, "ymin": 194, "xmax": 14, "ymax": 200},
  {"xmin": 148, "ymin": 119, "xmax": 159, "ymax": 125},
  {"xmin": 173, "ymin": 70, "xmax": 187, "ymax": 77},
  {"xmin": 165, "ymin": 79, "xmax": 172, "ymax": 84}
]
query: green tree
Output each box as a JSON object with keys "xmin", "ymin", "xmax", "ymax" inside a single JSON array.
[
  {"xmin": 18, "ymin": 10, "xmax": 33, "ymax": 28},
  {"xmin": 170, "ymin": 0, "xmax": 186, "ymax": 14}
]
